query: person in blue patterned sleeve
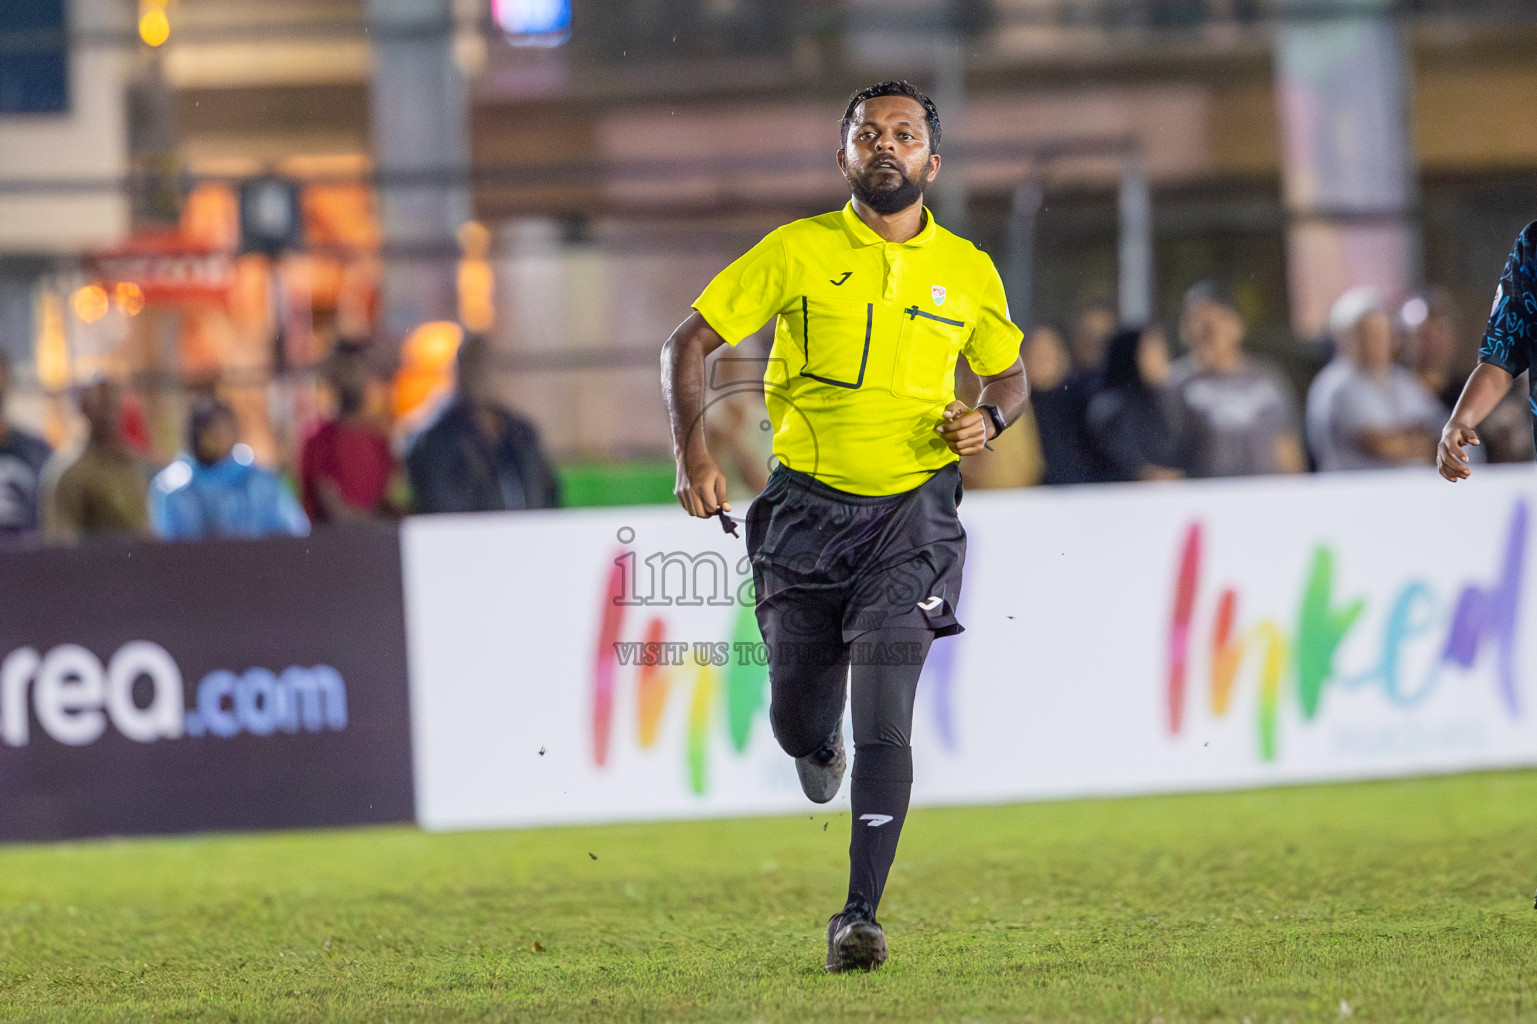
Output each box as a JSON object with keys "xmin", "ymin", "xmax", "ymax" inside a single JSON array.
[{"xmin": 1438, "ymin": 221, "xmax": 1537, "ymax": 481}]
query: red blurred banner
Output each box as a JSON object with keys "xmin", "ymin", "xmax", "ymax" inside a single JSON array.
[{"xmin": 86, "ymin": 230, "xmax": 236, "ymax": 304}]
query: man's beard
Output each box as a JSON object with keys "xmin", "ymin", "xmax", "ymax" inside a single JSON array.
[{"xmin": 848, "ymin": 162, "xmax": 930, "ymax": 215}]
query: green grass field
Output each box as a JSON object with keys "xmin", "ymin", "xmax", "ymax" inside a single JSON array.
[{"xmin": 1, "ymin": 771, "xmax": 1534, "ymax": 1023}]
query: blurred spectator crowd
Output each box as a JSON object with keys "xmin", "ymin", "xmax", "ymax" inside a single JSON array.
[
  {"xmin": 0, "ymin": 273, "xmax": 1522, "ymax": 550},
  {"xmin": 960, "ymin": 278, "xmax": 1533, "ymax": 492},
  {"xmin": 0, "ymin": 332, "xmax": 560, "ymax": 547}
]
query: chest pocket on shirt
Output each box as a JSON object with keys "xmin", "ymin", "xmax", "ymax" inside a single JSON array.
[
  {"xmin": 798, "ymin": 296, "xmax": 872, "ymax": 389},
  {"xmin": 893, "ymin": 306, "xmax": 966, "ymax": 401}
]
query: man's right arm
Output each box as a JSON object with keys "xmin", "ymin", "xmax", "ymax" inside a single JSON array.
[
  {"xmin": 1438, "ymin": 362, "xmax": 1514, "ymax": 482},
  {"xmin": 661, "ymin": 311, "xmax": 731, "ymax": 518}
]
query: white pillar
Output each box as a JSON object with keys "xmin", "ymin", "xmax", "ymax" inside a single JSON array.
[
  {"xmin": 929, "ymin": 32, "xmax": 970, "ymax": 239},
  {"xmin": 1273, "ymin": 0, "xmax": 1419, "ymax": 338},
  {"xmin": 1004, "ymin": 178, "xmax": 1044, "ymax": 329},
  {"xmin": 367, "ymin": 0, "xmax": 473, "ymax": 351},
  {"xmin": 1117, "ymin": 159, "xmax": 1153, "ymax": 326}
]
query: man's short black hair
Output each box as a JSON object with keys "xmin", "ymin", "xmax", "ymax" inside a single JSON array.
[
  {"xmin": 332, "ymin": 336, "xmax": 369, "ymax": 359},
  {"xmin": 187, "ymin": 393, "xmax": 234, "ymax": 451},
  {"xmin": 1183, "ymin": 278, "xmax": 1241, "ymax": 315},
  {"xmin": 841, "ymin": 81, "xmax": 941, "ymax": 153}
]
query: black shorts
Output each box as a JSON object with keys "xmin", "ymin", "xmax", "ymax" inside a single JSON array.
[{"xmin": 745, "ymin": 462, "xmax": 966, "ymax": 645}]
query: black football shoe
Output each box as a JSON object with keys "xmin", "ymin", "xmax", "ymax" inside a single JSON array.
[
  {"xmin": 795, "ymin": 723, "xmax": 845, "ymax": 804},
  {"xmin": 824, "ymin": 897, "xmax": 888, "ymax": 973}
]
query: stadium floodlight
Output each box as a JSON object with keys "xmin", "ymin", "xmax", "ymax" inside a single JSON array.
[{"xmin": 492, "ymin": 0, "xmax": 571, "ymax": 47}]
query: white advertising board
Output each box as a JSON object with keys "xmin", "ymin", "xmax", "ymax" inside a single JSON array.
[{"xmin": 403, "ymin": 466, "xmax": 1537, "ymax": 830}]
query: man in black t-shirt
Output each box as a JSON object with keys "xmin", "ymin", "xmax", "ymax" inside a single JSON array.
[{"xmin": 406, "ymin": 334, "xmax": 561, "ymax": 513}]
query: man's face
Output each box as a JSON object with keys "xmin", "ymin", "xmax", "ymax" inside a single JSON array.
[
  {"xmin": 1415, "ymin": 308, "xmax": 1455, "ymax": 369},
  {"xmin": 81, "ymin": 381, "xmax": 121, "ymax": 441},
  {"xmin": 195, "ymin": 413, "xmax": 237, "ymax": 466},
  {"xmin": 326, "ymin": 353, "xmax": 369, "ymax": 412},
  {"xmin": 1022, "ymin": 326, "xmax": 1069, "ymax": 391},
  {"xmin": 457, "ymin": 347, "xmax": 496, "ymax": 408},
  {"xmin": 1072, "ymin": 305, "xmax": 1116, "ymax": 369},
  {"xmin": 1354, "ymin": 310, "xmax": 1394, "ymax": 372},
  {"xmin": 1136, "ymin": 326, "xmax": 1172, "ymax": 386},
  {"xmin": 1180, "ymin": 299, "xmax": 1244, "ymax": 368},
  {"xmin": 837, "ymin": 96, "xmax": 940, "ymax": 216}
]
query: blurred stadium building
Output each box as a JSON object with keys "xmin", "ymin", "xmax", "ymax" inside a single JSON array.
[{"xmin": 3, "ymin": 0, "xmax": 1537, "ymax": 472}]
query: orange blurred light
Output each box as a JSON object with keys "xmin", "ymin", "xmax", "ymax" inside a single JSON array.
[
  {"xmin": 393, "ymin": 321, "xmax": 462, "ymax": 421},
  {"xmin": 139, "ymin": 7, "xmax": 170, "ymax": 46},
  {"xmin": 36, "ymin": 293, "xmax": 71, "ymax": 398},
  {"xmin": 457, "ymin": 220, "xmax": 495, "ymax": 332},
  {"xmin": 114, "ymin": 281, "xmax": 145, "ymax": 316},
  {"xmin": 72, "ymin": 285, "xmax": 110, "ymax": 324},
  {"xmin": 457, "ymin": 220, "xmax": 491, "ymax": 258},
  {"xmin": 401, "ymin": 320, "xmax": 463, "ymax": 372},
  {"xmin": 180, "ymin": 182, "xmax": 240, "ymax": 250},
  {"xmin": 458, "ymin": 259, "xmax": 495, "ymax": 333}
]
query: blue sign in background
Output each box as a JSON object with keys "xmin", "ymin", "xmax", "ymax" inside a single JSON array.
[
  {"xmin": 0, "ymin": 0, "xmax": 69, "ymax": 114},
  {"xmin": 494, "ymin": 0, "xmax": 572, "ymax": 38}
]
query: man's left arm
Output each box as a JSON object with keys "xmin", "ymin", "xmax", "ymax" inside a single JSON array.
[
  {"xmin": 936, "ymin": 358, "xmax": 1028, "ymax": 457},
  {"xmin": 938, "ymin": 264, "xmax": 1029, "ymax": 457},
  {"xmin": 1264, "ymin": 365, "xmax": 1307, "ymax": 475}
]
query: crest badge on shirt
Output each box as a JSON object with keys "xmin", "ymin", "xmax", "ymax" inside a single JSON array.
[{"xmin": 932, "ymin": 285, "xmax": 946, "ymax": 306}]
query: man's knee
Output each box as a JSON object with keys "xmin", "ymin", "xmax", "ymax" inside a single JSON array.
[
  {"xmin": 852, "ymin": 741, "xmax": 913, "ymax": 783},
  {"xmin": 766, "ymin": 643, "xmax": 848, "ymax": 758},
  {"xmin": 770, "ymin": 699, "xmax": 830, "ymax": 759}
]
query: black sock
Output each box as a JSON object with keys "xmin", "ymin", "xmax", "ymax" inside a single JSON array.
[{"xmin": 847, "ymin": 742, "xmax": 913, "ymax": 916}]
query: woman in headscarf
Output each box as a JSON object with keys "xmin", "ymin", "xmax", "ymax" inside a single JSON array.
[{"xmin": 1085, "ymin": 324, "xmax": 1183, "ymax": 482}]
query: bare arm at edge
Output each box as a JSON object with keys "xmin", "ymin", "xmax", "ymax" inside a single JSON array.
[
  {"xmin": 661, "ymin": 311, "xmax": 732, "ymax": 517},
  {"xmin": 1438, "ymin": 362, "xmax": 1515, "ymax": 482}
]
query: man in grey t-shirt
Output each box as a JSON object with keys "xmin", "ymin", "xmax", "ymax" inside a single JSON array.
[
  {"xmin": 1311, "ymin": 287, "xmax": 1443, "ymax": 472},
  {"xmin": 1171, "ymin": 280, "xmax": 1305, "ymax": 479}
]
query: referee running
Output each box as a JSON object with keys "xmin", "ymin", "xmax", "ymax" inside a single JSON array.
[{"xmin": 661, "ymin": 81, "xmax": 1029, "ymax": 972}]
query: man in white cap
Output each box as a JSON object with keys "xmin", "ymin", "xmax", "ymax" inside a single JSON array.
[{"xmin": 1311, "ymin": 286, "xmax": 1443, "ymax": 472}]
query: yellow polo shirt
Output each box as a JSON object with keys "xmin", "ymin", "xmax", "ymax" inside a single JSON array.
[{"xmin": 693, "ymin": 202, "xmax": 1023, "ymax": 495}]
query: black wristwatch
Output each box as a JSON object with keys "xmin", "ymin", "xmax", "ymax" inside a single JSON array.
[{"xmin": 978, "ymin": 403, "xmax": 1008, "ymax": 440}]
